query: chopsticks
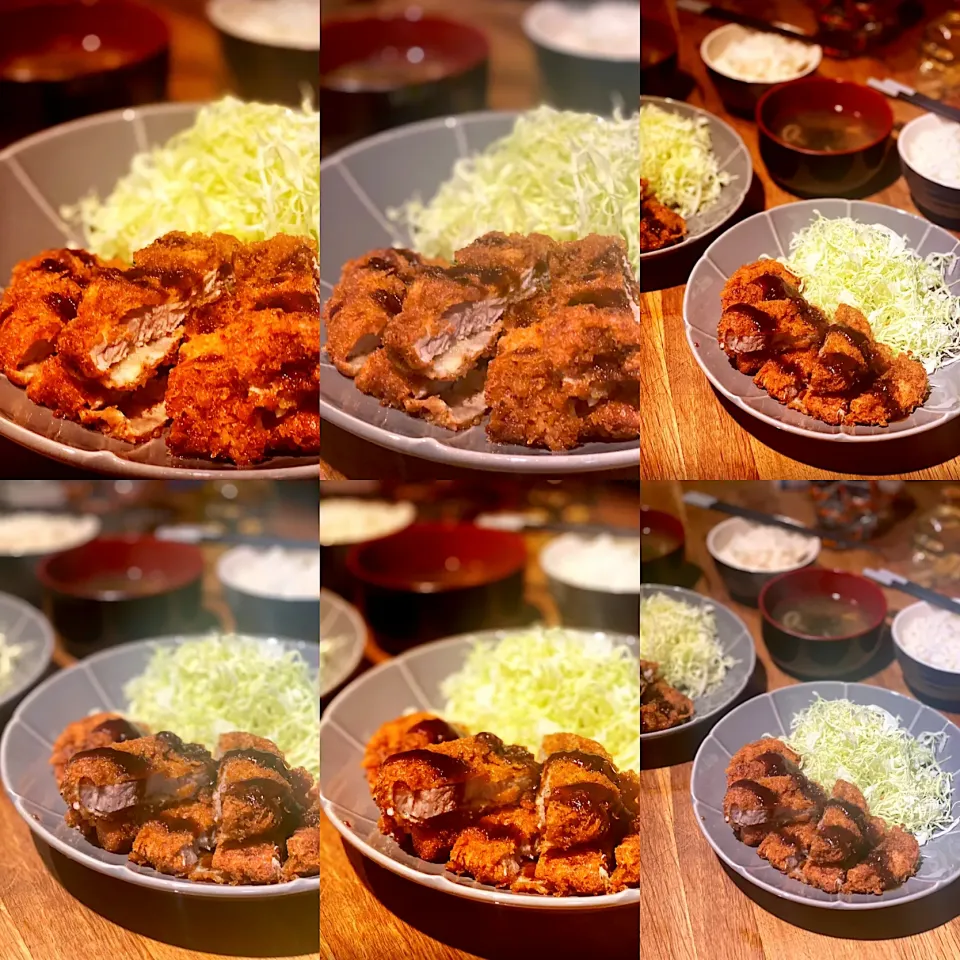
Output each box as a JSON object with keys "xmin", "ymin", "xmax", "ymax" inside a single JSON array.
[
  {"xmin": 863, "ymin": 568, "xmax": 960, "ymax": 615},
  {"xmin": 867, "ymin": 77, "xmax": 960, "ymax": 125},
  {"xmin": 676, "ymin": 0, "xmax": 819, "ymax": 45},
  {"xmin": 477, "ymin": 515, "xmax": 640, "ymax": 539},
  {"xmin": 681, "ymin": 491, "xmax": 867, "ymax": 550},
  {"xmin": 155, "ymin": 526, "xmax": 315, "ymax": 551}
]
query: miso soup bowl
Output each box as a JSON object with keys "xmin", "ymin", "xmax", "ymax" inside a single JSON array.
[{"xmin": 758, "ymin": 567, "xmax": 887, "ymax": 679}]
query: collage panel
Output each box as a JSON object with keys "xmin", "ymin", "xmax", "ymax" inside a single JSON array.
[
  {"xmin": 320, "ymin": 479, "xmax": 640, "ymax": 959},
  {"xmin": 642, "ymin": 480, "xmax": 960, "ymax": 959},
  {"xmin": 0, "ymin": 478, "xmax": 321, "ymax": 959},
  {"xmin": 319, "ymin": 0, "xmax": 640, "ymax": 480},
  {"xmin": 640, "ymin": 1, "xmax": 960, "ymax": 481}
]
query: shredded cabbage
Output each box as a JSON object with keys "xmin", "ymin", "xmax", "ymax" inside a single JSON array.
[
  {"xmin": 440, "ymin": 627, "xmax": 639, "ymax": 771},
  {"xmin": 390, "ymin": 106, "xmax": 640, "ymax": 273},
  {"xmin": 0, "ymin": 631, "xmax": 23, "ymax": 695},
  {"xmin": 781, "ymin": 697, "xmax": 957, "ymax": 845},
  {"xmin": 63, "ymin": 97, "xmax": 320, "ymax": 262},
  {"xmin": 639, "ymin": 593, "xmax": 735, "ymax": 698},
  {"xmin": 124, "ymin": 634, "xmax": 319, "ymax": 779},
  {"xmin": 639, "ymin": 103, "xmax": 731, "ymax": 218},
  {"xmin": 780, "ymin": 215, "xmax": 960, "ymax": 373}
]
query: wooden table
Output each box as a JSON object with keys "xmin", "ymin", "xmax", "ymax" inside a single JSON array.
[
  {"xmin": 640, "ymin": 0, "xmax": 960, "ymax": 480},
  {"xmin": 641, "ymin": 480, "xmax": 960, "ymax": 960},
  {"xmin": 319, "ymin": 486, "xmax": 641, "ymax": 960},
  {"xmin": 0, "ymin": 499, "xmax": 320, "ymax": 960}
]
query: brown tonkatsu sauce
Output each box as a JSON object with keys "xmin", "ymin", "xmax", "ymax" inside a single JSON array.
[
  {"xmin": 727, "ymin": 778, "xmax": 780, "ymax": 819},
  {"xmin": 220, "ymin": 748, "xmax": 291, "ymax": 780},
  {"xmin": 550, "ymin": 781, "xmax": 618, "ymax": 818},
  {"xmin": 542, "ymin": 750, "xmax": 619, "ymax": 784},
  {"xmin": 567, "ymin": 288, "xmax": 630, "ymax": 310},
  {"xmin": 404, "ymin": 717, "xmax": 460, "ymax": 744},
  {"xmin": 126, "ymin": 265, "xmax": 200, "ymax": 295},
  {"xmin": 45, "ymin": 292, "xmax": 77, "ymax": 321},
  {"xmin": 255, "ymin": 290, "xmax": 319, "ymax": 314},
  {"xmin": 91, "ymin": 717, "xmax": 142, "ymax": 742},
  {"xmin": 819, "ymin": 798, "xmax": 870, "ymax": 858},
  {"xmin": 370, "ymin": 288, "xmax": 404, "ymax": 315},
  {"xmin": 222, "ymin": 776, "xmax": 292, "ymax": 808},
  {"xmin": 70, "ymin": 746, "xmax": 149, "ymax": 777},
  {"xmin": 156, "ymin": 731, "xmax": 212, "ymax": 763},
  {"xmin": 387, "ymin": 748, "xmax": 470, "ymax": 778},
  {"xmin": 365, "ymin": 256, "xmax": 400, "ymax": 274}
]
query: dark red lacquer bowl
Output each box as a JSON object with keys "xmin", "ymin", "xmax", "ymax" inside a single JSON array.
[
  {"xmin": 756, "ymin": 77, "xmax": 893, "ymax": 197},
  {"xmin": 38, "ymin": 536, "xmax": 204, "ymax": 656},
  {"xmin": 640, "ymin": 506, "xmax": 685, "ymax": 585},
  {"xmin": 347, "ymin": 522, "xmax": 525, "ymax": 650},
  {"xmin": 320, "ymin": 13, "xmax": 489, "ymax": 153},
  {"xmin": 0, "ymin": 0, "xmax": 170, "ymax": 146},
  {"xmin": 759, "ymin": 567, "xmax": 888, "ymax": 679}
]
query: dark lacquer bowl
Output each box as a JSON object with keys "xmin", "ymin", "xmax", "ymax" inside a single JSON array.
[
  {"xmin": 892, "ymin": 600, "xmax": 960, "ymax": 707},
  {"xmin": 898, "ymin": 113, "xmax": 960, "ymax": 231},
  {"xmin": 640, "ymin": 506, "xmax": 685, "ymax": 585},
  {"xmin": 38, "ymin": 537, "xmax": 204, "ymax": 656},
  {"xmin": 207, "ymin": 0, "xmax": 318, "ymax": 107},
  {"xmin": 346, "ymin": 522, "xmax": 525, "ymax": 650},
  {"xmin": 320, "ymin": 13, "xmax": 488, "ymax": 154},
  {"xmin": 0, "ymin": 0, "xmax": 169, "ymax": 147},
  {"xmin": 759, "ymin": 567, "xmax": 887, "ymax": 679},
  {"xmin": 756, "ymin": 77, "xmax": 892, "ymax": 197},
  {"xmin": 217, "ymin": 547, "xmax": 319, "ymax": 643},
  {"xmin": 706, "ymin": 516, "xmax": 820, "ymax": 608}
]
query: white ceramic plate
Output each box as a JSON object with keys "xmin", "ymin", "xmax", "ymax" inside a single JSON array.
[
  {"xmin": 319, "ymin": 629, "xmax": 640, "ymax": 910},
  {"xmin": 0, "ymin": 634, "xmax": 320, "ymax": 898},
  {"xmin": 320, "ymin": 588, "xmax": 366, "ymax": 697}
]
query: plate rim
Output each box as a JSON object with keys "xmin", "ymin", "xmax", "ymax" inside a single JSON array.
[
  {"xmin": 319, "ymin": 628, "xmax": 640, "ymax": 910},
  {"xmin": 639, "ymin": 95, "xmax": 753, "ymax": 262},
  {"xmin": 689, "ymin": 680, "xmax": 960, "ymax": 910},
  {"xmin": 639, "ymin": 583, "xmax": 757, "ymax": 741},
  {"xmin": 0, "ymin": 590, "xmax": 55, "ymax": 710},
  {"xmin": 682, "ymin": 198, "xmax": 960, "ymax": 443},
  {"xmin": 320, "ymin": 588, "xmax": 367, "ymax": 697},
  {"xmin": 0, "ymin": 633, "xmax": 320, "ymax": 898}
]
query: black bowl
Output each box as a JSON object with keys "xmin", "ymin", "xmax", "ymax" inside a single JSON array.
[
  {"xmin": 756, "ymin": 77, "xmax": 893, "ymax": 197},
  {"xmin": 759, "ymin": 567, "xmax": 887, "ymax": 679},
  {"xmin": 523, "ymin": 2, "xmax": 640, "ymax": 113},
  {"xmin": 218, "ymin": 547, "xmax": 319, "ymax": 643},
  {"xmin": 706, "ymin": 516, "xmax": 820, "ymax": 608},
  {"xmin": 640, "ymin": 506, "xmax": 685, "ymax": 584},
  {"xmin": 347, "ymin": 522, "xmax": 525, "ymax": 651},
  {"xmin": 37, "ymin": 536, "xmax": 204, "ymax": 656}
]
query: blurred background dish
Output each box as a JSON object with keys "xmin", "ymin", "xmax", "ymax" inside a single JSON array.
[
  {"xmin": 521, "ymin": 0, "xmax": 640, "ymax": 114},
  {"xmin": 700, "ymin": 23, "xmax": 821, "ymax": 116},
  {"xmin": 0, "ymin": 591, "xmax": 54, "ymax": 716},
  {"xmin": 756, "ymin": 77, "xmax": 893, "ymax": 197},
  {"xmin": 207, "ymin": 0, "xmax": 319, "ymax": 106},
  {"xmin": 706, "ymin": 516, "xmax": 821, "ymax": 607},
  {"xmin": 759, "ymin": 567, "xmax": 888, "ymax": 679},
  {"xmin": 640, "ymin": 505, "xmax": 685, "ymax": 584},
  {"xmin": 320, "ymin": 11, "xmax": 488, "ymax": 154},
  {"xmin": 320, "ymin": 588, "xmax": 366, "ymax": 697},
  {"xmin": 892, "ymin": 598, "xmax": 960, "ymax": 707},
  {"xmin": 0, "ymin": 0, "xmax": 170, "ymax": 147}
]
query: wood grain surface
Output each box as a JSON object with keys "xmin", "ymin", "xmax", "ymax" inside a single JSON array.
[
  {"xmin": 318, "ymin": 0, "xmax": 638, "ymax": 481},
  {"xmin": 319, "ymin": 485, "xmax": 641, "ymax": 960},
  {"xmin": 641, "ymin": 480, "xmax": 960, "ymax": 960},
  {"xmin": 639, "ymin": 1, "xmax": 960, "ymax": 480},
  {"xmin": 0, "ymin": 502, "xmax": 320, "ymax": 960}
]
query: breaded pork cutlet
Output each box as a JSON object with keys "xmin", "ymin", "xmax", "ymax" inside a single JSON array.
[
  {"xmin": 383, "ymin": 233, "xmax": 549, "ymax": 381},
  {"xmin": 129, "ymin": 788, "xmax": 218, "ymax": 877},
  {"xmin": 0, "ymin": 248, "xmax": 105, "ymax": 386},
  {"xmin": 59, "ymin": 732, "xmax": 214, "ymax": 852},
  {"xmin": 210, "ymin": 839, "xmax": 283, "ymax": 884},
  {"xmin": 447, "ymin": 794, "xmax": 540, "ymax": 886},
  {"xmin": 283, "ymin": 801, "xmax": 320, "ymax": 879},
  {"xmin": 537, "ymin": 734, "xmax": 622, "ymax": 851},
  {"xmin": 49, "ymin": 713, "xmax": 144, "ymax": 786},
  {"xmin": 547, "ymin": 235, "xmax": 640, "ymax": 322},
  {"xmin": 57, "ymin": 233, "xmax": 235, "ymax": 391},
  {"xmin": 362, "ymin": 713, "xmax": 463, "ymax": 789},
  {"xmin": 354, "ymin": 347, "xmax": 489, "ymax": 430},
  {"xmin": 513, "ymin": 842, "xmax": 615, "ymax": 896},
  {"xmin": 323, "ymin": 247, "xmax": 427, "ymax": 376},
  {"xmin": 373, "ymin": 732, "xmax": 540, "ymax": 827},
  {"xmin": 640, "ymin": 660, "xmax": 693, "ymax": 733},
  {"xmin": 231, "ymin": 234, "xmax": 318, "ymax": 315},
  {"xmin": 640, "ymin": 178, "xmax": 687, "ymax": 253}
]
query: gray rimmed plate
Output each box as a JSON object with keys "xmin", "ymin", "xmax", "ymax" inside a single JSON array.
[
  {"xmin": 320, "ymin": 111, "xmax": 638, "ymax": 473},
  {"xmin": 640, "ymin": 96, "xmax": 752, "ymax": 263},
  {"xmin": 0, "ymin": 634, "xmax": 320, "ymax": 898},
  {"xmin": 319, "ymin": 628, "xmax": 640, "ymax": 909},
  {"xmin": 683, "ymin": 198, "xmax": 960, "ymax": 442},
  {"xmin": 320, "ymin": 588, "xmax": 366, "ymax": 697},
  {"xmin": 690, "ymin": 681, "xmax": 960, "ymax": 909},
  {"xmin": 0, "ymin": 103, "xmax": 318, "ymax": 478},
  {"xmin": 0, "ymin": 591, "xmax": 54, "ymax": 711},
  {"xmin": 640, "ymin": 584, "xmax": 756, "ymax": 739}
]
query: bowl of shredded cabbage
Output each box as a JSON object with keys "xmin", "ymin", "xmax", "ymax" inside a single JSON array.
[
  {"xmin": 692, "ymin": 683, "xmax": 960, "ymax": 908},
  {"xmin": 319, "ymin": 625, "xmax": 640, "ymax": 908}
]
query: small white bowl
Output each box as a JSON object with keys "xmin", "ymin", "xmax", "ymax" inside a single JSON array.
[
  {"xmin": 706, "ymin": 516, "xmax": 820, "ymax": 607},
  {"xmin": 892, "ymin": 599, "xmax": 960, "ymax": 704},
  {"xmin": 898, "ymin": 113, "xmax": 960, "ymax": 230},
  {"xmin": 700, "ymin": 24, "xmax": 822, "ymax": 116}
]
